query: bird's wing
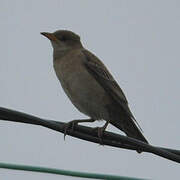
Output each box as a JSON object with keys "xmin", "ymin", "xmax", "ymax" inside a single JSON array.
[{"xmin": 82, "ymin": 49, "xmax": 142, "ymax": 131}]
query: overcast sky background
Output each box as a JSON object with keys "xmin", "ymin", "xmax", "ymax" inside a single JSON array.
[{"xmin": 1, "ymin": 0, "xmax": 180, "ymax": 179}]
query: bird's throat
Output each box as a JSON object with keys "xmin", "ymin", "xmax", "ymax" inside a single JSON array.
[{"xmin": 53, "ymin": 49, "xmax": 71, "ymax": 61}]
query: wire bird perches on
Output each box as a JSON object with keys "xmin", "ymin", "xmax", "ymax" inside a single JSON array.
[{"xmin": 0, "ymin": 107, "xmax": 180, "ymax": 163}]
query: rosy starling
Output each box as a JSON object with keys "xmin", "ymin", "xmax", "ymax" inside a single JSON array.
[{"xmin": 41, "ymin": 30, "xmax": 148, "ymax": 144}]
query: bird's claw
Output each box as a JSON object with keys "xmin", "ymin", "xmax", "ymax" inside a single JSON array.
[
  {"xmin": 92, "ymin": 127, "xmax": 105, "ymax": 145},
  {"xmin": 64, "ymin": 121, "xmax": 77, "ymax": 140}
]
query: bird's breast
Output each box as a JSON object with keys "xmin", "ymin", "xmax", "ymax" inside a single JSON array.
[{"xmin": 53, "ymin": 50, "xmax": 110, "ymax": 119}]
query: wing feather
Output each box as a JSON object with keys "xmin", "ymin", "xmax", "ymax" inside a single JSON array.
[{"xmin": 82, "ymin": 50, "xmax": 143, "ymax": 131}]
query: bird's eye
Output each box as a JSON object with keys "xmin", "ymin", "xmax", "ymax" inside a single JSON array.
[{"xmin": 60, "ymin": 36, "xmax": 67, "ymax": 41}]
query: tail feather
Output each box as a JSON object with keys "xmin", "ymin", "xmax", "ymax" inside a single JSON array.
[
  {"xmin": 110, "ymin": 118, "xmax": 148, "ymax": 144},
  {"xmin": 108, "ymin": 105, "xmax": 148, "ymax": 144}
]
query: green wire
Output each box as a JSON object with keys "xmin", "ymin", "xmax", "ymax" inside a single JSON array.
[{"xmin": 0, "ymin": 162, "xmax": 146, "ymax": 180}]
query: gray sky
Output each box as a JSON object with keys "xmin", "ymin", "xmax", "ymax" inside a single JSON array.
[{"xmin": 1, "ymin": 0, "xmax": 180, "ymax": 179}]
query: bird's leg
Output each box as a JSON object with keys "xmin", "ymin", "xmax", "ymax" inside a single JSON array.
[
  {"xmin": 93, "ymin": 120, "xmax": 110, "ymax": 144},
  {"xmin": 64, "ymin": 118, "xmax": 96, "ymax": 140}
]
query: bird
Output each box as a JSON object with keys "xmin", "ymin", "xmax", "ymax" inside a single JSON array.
[{"xmin": 41, "ymin": 30, "xmax": 148, "ymax": 145}]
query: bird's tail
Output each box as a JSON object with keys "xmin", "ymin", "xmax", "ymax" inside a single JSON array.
[
  {"xmin": 111, "ymin": 118, "xmax": 148, "ymax": 144},
  {"xmin": 109, "ymin": 108, "xmax": 148, "ymax": 145}
]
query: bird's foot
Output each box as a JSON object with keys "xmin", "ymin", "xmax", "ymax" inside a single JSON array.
[
  {"xmin": 92, "ymin": 127, "xmax": 106, "ymax": 145},
  {"xmin": 64, "ymin": 120, "xmax": 78, "ymax": 140}
]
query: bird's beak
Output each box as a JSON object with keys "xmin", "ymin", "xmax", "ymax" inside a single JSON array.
[{"xmin": 41, "ymin": 32, "xmax": 58, "ymax": 41}]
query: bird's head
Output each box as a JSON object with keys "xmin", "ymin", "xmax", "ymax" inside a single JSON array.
[{"xmin": 41, "ymin": 30, "xmax": 82, "ymax": 51}]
